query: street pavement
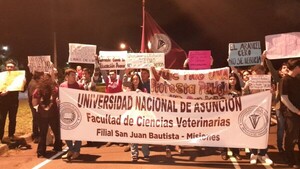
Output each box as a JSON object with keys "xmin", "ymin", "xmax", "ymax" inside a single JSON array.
[{"xmin": 0, "ymin": 125, "xmax": 294, "ymax": 169}]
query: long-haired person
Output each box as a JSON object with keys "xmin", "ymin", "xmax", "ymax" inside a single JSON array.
[
  {"xmin": 220, "ymin": 73, "xmax": 242, "ymax": 160},
  {"xmin": 130, "ymin": 73, "xmax": 149, "ymax": 161},
  {"xmin": 32, "ymin": 74, "xmax": 62, "ymax": 157}
]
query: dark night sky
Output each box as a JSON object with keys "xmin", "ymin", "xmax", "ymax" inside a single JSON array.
[{"xmin": 0, "ymin": 0, "xmax": 300, "ymax": 69}]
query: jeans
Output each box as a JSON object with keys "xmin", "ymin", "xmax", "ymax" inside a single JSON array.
[
  {"xmin": 131, "ymin": 144, "xmax": 149, "ymax": 158},
  {"xmin": 66, "ymin": 140, "xmax": 82, "ymax": 153},
  {"xmin": 276, "ymin": 109, "xmax": 285, "ymax": 150}
]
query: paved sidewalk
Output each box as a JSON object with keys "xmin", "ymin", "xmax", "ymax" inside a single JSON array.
[{"xmin": 0, "ymin": 133, "xmax": 32, "ymax": 155}]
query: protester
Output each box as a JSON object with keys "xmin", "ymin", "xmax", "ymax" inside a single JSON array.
[
  {"xmin": 60, "ymin": 68, "xmax": 84, "ymax": 160},
  {"xmin": 140, "ymin": 68, "xmax": 150, "ymax": 92},
  {"xmin": 280, "ymin": 59, "xmax": 300, "ymax": 168},
  {"xmin": 130, "ymin": 73, "xmax": 150, "ymax": 162},
  {"xmin": 220, "ymin": 72, "xmax": 242, "ymax": 160},
  {"xmin": 32, "ymin": 74, "xmax": 62, "ymax": 157},
  {"xmin": 0, "ymin": 59, "xmax": 25, "ymax": 143},
  {"xmin": 247, "ymin": 65, "xmax": 273, "ymax": 165},
  {"xmin": 78, "ymin": 68, "xmax": 96, "ymax": 91},
  {"xmin": 76, "ymin": 65, "xmax": 83, "ymax": 80},
  {"xmin": 27, "ymin": 71, "xmax": 44, "ymax": 143},
  {"xmin": 94, "ymin": 55, "xmax": 125, "ymax": 147}
]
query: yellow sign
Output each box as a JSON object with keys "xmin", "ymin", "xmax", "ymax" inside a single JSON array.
[{"xmin": 0, "ymin": 70, "xmax": 26, "ymax": 92}]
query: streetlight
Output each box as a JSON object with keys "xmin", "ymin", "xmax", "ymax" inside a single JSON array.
[
  {"xmin": 119, "ymin": 42, "xmax": 133, "ymax": 52},
  {"xmin": 2, "ymin": 46, "xmax": 8, "ymax": 51}
]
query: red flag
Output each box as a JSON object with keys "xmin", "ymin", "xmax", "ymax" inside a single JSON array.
[{"xmin": 141, "ymin": 11, "xmax": 187, "ymax": 69}]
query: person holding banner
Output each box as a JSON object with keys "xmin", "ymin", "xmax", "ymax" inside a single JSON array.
[
  {"xmin": 280, "ymin": 59, "xmax": 300, "ymax": 168},
  {"xmin": 60, "ymin": 68, "xmax": 84, "ymax": 160},
  {"xmin": 130, "ymin": 72, "xmax": 150, "ymax": 161},
  {"xmin": 94, "ymin": 55, "xmax": 125, "ymax": 147},
  {"xmin": 0, "ymin": 59, "xmax": 25, "ymax": 143},
  {"xmin": 78, "ymin": 67, "xmax": 99, "ymax": 147},
  {"xmin": 220, "ymin": 73, "xmax": 242, "ymax": 160},
  {"xmin": 248, "ymin": 65, "xmax": 273, "ymax": 165},
  {"xmin": 140, "ymin": 69, "xmax": 150, "ymax": 92}
]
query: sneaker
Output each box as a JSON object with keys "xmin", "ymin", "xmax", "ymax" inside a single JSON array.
[
  {"xmin": 259, "ymin": 154, "xmax": 273, "ymax": 165},
  {"xmin": 33, "ymin": 138, "xmax": 39, "ymax": 144},
  {"xmin": 250, "ymin": 154, "xmax": 257, "ymax": 165},
  {"xmin": 175, "ymin": 145, "xmax": 182, "ymax": 154},
  {"xmin": 124, "ymin": 146, "xmax": 131, "ymax": 152},
  {"xmin": 119, "ymin": 143, "xmax": 124, "ymax": 147},
  {"xmin": 166, "ymin": 149, "xmax": 171, "ymax": 158},
  {"xmin": 132, "ymin": 156, "xmax": 138, "ymax": 162},
  {"xmin": 62, "ymin": 151, "xmax": 73, "ymax": 159},
  {"xmin": 143, "ymin": 155, "xmax": 150, "ymax": 161},
  {"xmin": 221, "ymin": 152, "xmax": 229, "ymax": 160},
  {"xmin": 105, "ymin": 142, "xmax": 112, "ymax": 147},
  {"xmin": 70, "ymin": 152, "xmax": 80, "ymax": 160},
  {"xmin": 233, "ymin": 153, "xmax": 242, "ymax": 160}
]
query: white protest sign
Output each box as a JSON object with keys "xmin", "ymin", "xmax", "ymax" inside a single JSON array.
[
  {"xmin": 228, "ymin": 41, "xmax": 261, "ymax": 66},
  {"xmin": 265, "ymin": 32, "xmax": 300, "ymax": 59},
  {"xmin": 98, "ymin": 51, "xmax": 127, "ymax": 70},
  {"xmin": 126, "ymin": 53, "xmax": 165, "ymax": 68},
  {"xmin": 249, "ymin": 75, "xmax": 271, "ymax": 90},
  {"xmin": 68, "ymin": 43, "xmax": 96, "ymax": 64},
  {"xmin": 60, "ymin": 88, "xmax": 271, "ymax": 149},
  {"xmin": 28, "ymin": 55, "xmax": 52, "ymax": 73}
]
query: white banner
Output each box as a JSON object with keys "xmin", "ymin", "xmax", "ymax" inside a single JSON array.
[
  {"xmin": 228, "ymin": 41, "xmax": 261, "ymax": 66},
  {"xmin": 68, "ymin": 43, "xmax": 96, "ymax": 64},
  {"xmin": 98, "ymin": 51, "xmax": 127, "ymax": 70},
  {"xmin": 150, "ymin": 67, "xmax": 230, "ymax": 100},
  {"xmin": 60, "ymin": 88, "xmax": 271, "ymax": 149},
  {"xmin": 126, "ymin": 53, "xmax": 165, "ymax": 68},
  {"xmin": 28, "ymin": 55, "xmax": 52, "ymax": 73},
  {"xmin": 265, "ymin": 32, "xmax": 300, "ymax": 59}
]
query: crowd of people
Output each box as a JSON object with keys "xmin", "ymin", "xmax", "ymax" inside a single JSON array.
[{"xmin": 1, "ymin": 53, "xmax": 300, "ymax": 168}]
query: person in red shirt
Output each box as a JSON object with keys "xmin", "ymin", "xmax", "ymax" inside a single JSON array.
[{"xmin": 60, "ymin": 68, "xmax": 84, "ymax": 160}]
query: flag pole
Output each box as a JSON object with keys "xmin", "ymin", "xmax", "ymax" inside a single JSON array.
[
  {"xmin": 140, "ymin": 0, "xmax": 145, "ymax": 53},
  {"xmin": 53, "ymin": 32, "xmax": 57, "ymax": 68}
]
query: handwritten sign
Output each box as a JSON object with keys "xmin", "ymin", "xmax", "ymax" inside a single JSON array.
[
  {"xmin": 265, "ymin": 32, "xmax": 300, "ymax": 59},
  {"xmin": 248, "ymin": 75, "xmax": 271, "ymax": 90},
  {"xmin": 0, "ymin": 71, "xmax": 26, "ymax": 92},
  {"xmin": 28, "ymin": 55, "xmax": 52, "ymax": 73},
  {"xmin": 98, "ymin": 51, "xmax": 127, "ymax": 70},
  {"xmin": 188, "ymin": 50, "xmax": 211, "ymax": 70},
  {"xmin": 228, "ymin": 41, "xmax": 261, "ymax": 66},
  {"xmin": 150, "ymin": 67, "xmax": 229, "ymax": 100},
  {"xmin": 126, "ymin": 53, "xmax": 165, "ymax": 68},
  {"xmin": 68, "ymin": 43, "xmax": 96, "ymax": 64}
]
